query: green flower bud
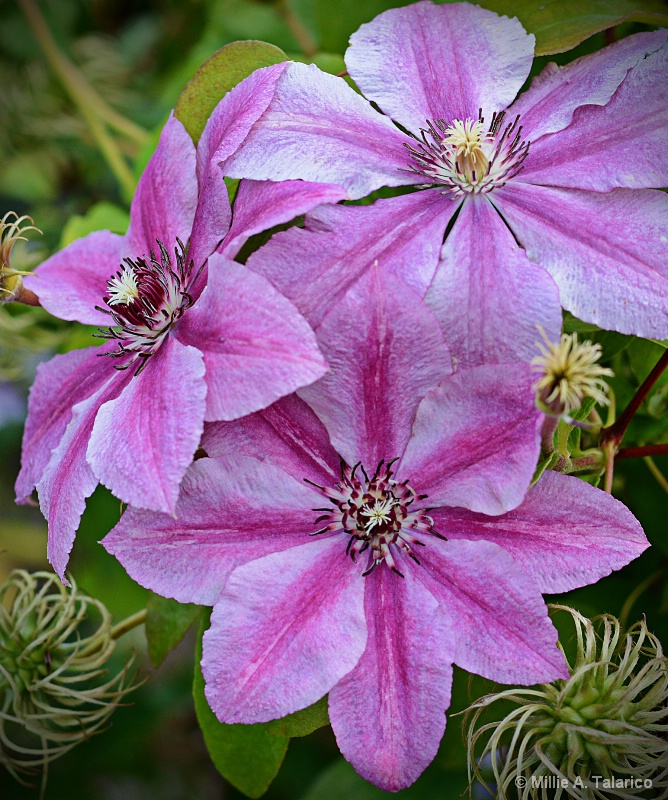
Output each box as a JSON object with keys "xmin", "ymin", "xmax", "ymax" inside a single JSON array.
[
  {"xmin": 0, "ymin": 570, "xmax": 142, "ymax": 787},
  {"xmin": 466, "ymin": 606, "xmax": 668, "ymax": 799}
]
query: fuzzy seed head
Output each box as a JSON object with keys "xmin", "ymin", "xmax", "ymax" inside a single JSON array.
[
  {"xmin": 466, "ymin": 606, "xmax": 668, "ymax": 799},
  {"xmin": 0, "ymin": 570, "xmax": 137, "ymax": 785},
  {"xmin": 0, "ymin": 212, "xmax": 41, "ymax": 304}
]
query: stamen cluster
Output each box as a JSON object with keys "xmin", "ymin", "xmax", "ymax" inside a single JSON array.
[
  {"xmin": 308, "ymin": 460, "xmax": 440, "ymax": 576},
  {"xmin": 404, "ymin": 112, "xmax": 530, "ymax": 196},
  {"xmin": 466, "ymin": 606, "xmax": 668, "ymax": 799},
  {"xmin": 533, "ymin": 331, "xmax": 614, "ymax": 416},
  {"xmin": 96, "ymin": 238, "xmax": 196, "ymax": 373}
]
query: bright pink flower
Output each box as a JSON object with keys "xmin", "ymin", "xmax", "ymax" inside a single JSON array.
[
  {"xmin": 223, "ymin": 1, "xmax": 668, "ymax": 367},
  {"xmin": 16, "ymin": 72, "xmax": 344, "ymax": 578},
  {"xmin": 103, "ymin": 271, "xmax": 647, "ymax": 791}
]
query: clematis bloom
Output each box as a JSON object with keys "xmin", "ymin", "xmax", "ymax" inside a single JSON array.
[
  {"xmin": 103, "ymin": 272, "xmax": 647, "ymax": 791},
  {"xmin": 16, "ymin": 72, "xmax": 345, "ymax": 578},
  {"xmin": 223, "ymin": 0, "xmax": 668, "ymax": 368}
]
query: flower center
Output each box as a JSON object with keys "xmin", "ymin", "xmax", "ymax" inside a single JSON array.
[
  {"xmin": 404, "ymin": 112, "xmax": 529, "ymax": 196},
  {"xmin": 308, "ymin": 459, "xmax": 442, "ymax": 576},
  {"xmin": 96, "ymin": 239, "xmax": 196, "ymax": 374}
]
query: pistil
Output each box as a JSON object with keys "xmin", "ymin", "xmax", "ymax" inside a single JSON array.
[{"xmin": 404, "ymin": 111, "xmax": 530, "ymax": 196}]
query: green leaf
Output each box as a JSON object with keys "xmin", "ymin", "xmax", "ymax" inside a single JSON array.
[
  {"xmin": 292, "ymin": 51, "xmax": 346, "ymax": 76},
  {"xmin": 531, "ymin": 451, "xmax": 559, "ymax": 484},
  {"xmin": 193, "ymin": 615, "xmax": 289, "ymax": 798},
  {"xmin": 563, "ymin": 312, "xmax": 601, "ymax": 335},
  {"xmin": 3, "ymin": 152, "xmax": 59, "ymax": 202},
  {"xmin": 626, "ymin": 337, "xmax": 668, "ymax": 386},
  {"xmin": 565, "ymin": 396, "xmax": 598, "ymax": 456},
  {"xmin": 145, "ymin": 592, "xmax": 203, "ymax": 668},
  {"xmin": 59, "ymin": 202, "xmax": 130, "ymax": 248},
  {"xmin": 264, "ymin": 695, "xmax": 329, "ymax": 738},
  {"xmin": 300, "ymin": 758, "xmax": 389, "ymax": 800},
  {"xmin": 476, "ymin": 0, "xmax": 668, "ymax": 55},
  {"xmin": 175, "ymin": 40, "xmax": 287, "ymax": 144},
  {"xmin": 290, "ymin": 0, "xmax": 407, "ymax": 54}
]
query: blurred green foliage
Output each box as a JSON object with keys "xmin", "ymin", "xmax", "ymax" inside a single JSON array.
[{"xmin": 1, "ymin": 0, "xmax": 666, "ymax": 798}]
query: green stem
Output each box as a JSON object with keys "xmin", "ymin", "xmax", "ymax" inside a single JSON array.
[
  {"xmin": 619, "ymin": 571, "xmax": 662, "ymax": 630},
  {"xmin": 18, "ymin": 0, "xmax": 140, "ymax": 200},
  {"xmin": 110, "ymin": 609, "xmax": 147, "ymax": 641},
  {"xmin": 77, "ymin": 608, "xmax": 146, "ymax": 658},
  {"xmin": 278, "ymin": 0, "xmax": 318, "ymax": 57},
  {"xmin": 568, "ymin": 451, "xmax": 604, "ymax": 473},
  {"xmin": 644, "ymin": 456, "xmax": 668, "ymax": 494}
]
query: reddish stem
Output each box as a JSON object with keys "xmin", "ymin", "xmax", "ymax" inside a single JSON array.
[
  {"xmin": 616, "ymin": 443, "xmax": 668, "ymax": 461},
  {"xmin": 600, "ymin": 348, "xmax": 668, "ymax": 450},
  {"xmin": 603, "ymin": 27, "xmax": 618, "ymax": 45}
]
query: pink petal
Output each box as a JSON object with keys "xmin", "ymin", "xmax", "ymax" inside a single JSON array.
[
  {"xmin": 16, "ymin": 344, "xmax": 116, "ymax": 503},
  {"xmin": 125, "ymin": 114, "xmax": 197, "ymax": 260},
  {"xmin": 87, "ymin": 335, "xmax": 206, "ymax": 514},
  {"xmin": 23, "ymin": 231, "xmax": 123, "ymax": 326},
  {"xmin": 493, "ymin": 183, "xmax": 668, "ymax": 338},
  {"xmin": 37, "ymin": 369, "xmax": 131, "ymax": 579},
  {"xmin": 329, "ymin": 564, "xmax": 454, "ymax": 792},
  {"xmin": 421, "ymin": 539, "xmax": 569, "ymax": 683},
  {"xmin": 221, "ymin": 179, "xmax": 348, "ymax": 259},
  {"xmin": 199, "ymin": 64, "xmax": 289, "ymax": 169},
  {"xmin": 346, "ymin": 1, "xmax": 534, "ymax": 133},
  {"xmin": 202, "ymin": 537, "xmax": 367, "ymax": 723},
  {"xmin": 103, "ymin": 454, "xmax": 317, "ymax": 606},
  {"xmin": 399, "ymin": 365, "xmax": 541, "ymax": 515},
  {"xmin": 177, "ymin": 253, "xmax": 326, "ymax": 422},
  {"xmin": 225, "ymin": 62, "xmax": 415, "ymax": 200},
  {"xmin": 426, "ymin": 195, "xmax": 561, "ymax": 370},
  {"xmin": 430, "ymin": 470, "xmax": 648, "ymax": 594},
  {"xmin": 299, "ymin": 269, "xmax": 451, "ymax": 469},
  {"xmin": 188, "ymin": 64, "xmax": 289, "ymax": 276},
  {"xmin": 520, "ymin": 44, "xmax": 668, "ymax": 191},
  {"xmin": 202, "ymin": 394, "xmax": 340, "ymax": 488},
  {"xmin": 510, "ymin": 30, "xmax": 668, "ymax": 142},
  {"xmin": 248, "ymin": 191, "xmax": 457, "ymax": 328}
]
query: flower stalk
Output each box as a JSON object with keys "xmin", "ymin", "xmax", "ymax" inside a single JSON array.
[
  {"xmin": 17, "ymin": 0, "xmax": 146, "ymax": 201},
  {"xmin": 596, "ymin": 347, "xmax": 668, "ymax": 491}
]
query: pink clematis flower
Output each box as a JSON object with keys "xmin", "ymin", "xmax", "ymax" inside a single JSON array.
[
  {"xmin": 222, "ymin": 1, "xmax": 668, "ymax": 368},
  {"xmin": 103, "ymin": 271, "xmax": 647, "ymax": 791},
  {"xmin": 16, "ymin": 70, "xmax": 345, "ymax": 579}
]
